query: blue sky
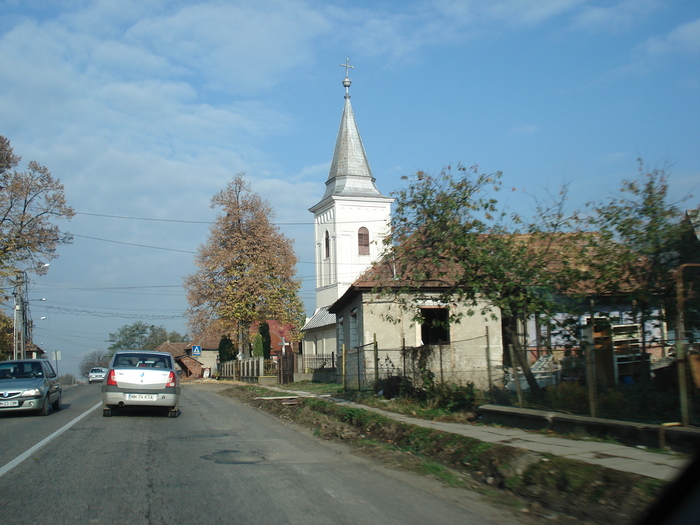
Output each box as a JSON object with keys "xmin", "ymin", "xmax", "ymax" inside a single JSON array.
[{"xmin": 1, "ymin": 0, "xmax": 698, "ymax": 377}]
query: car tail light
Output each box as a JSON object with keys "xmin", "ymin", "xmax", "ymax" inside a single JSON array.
[
  {"xmin": 106, "ymin": 369, "xmax": 117, "ymax": 386},
  {"xmin": 166, "ymin": 371, "xmax": 176, "ymax": 387}
]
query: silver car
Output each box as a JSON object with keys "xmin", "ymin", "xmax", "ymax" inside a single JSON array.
[
  {"xmin": 102, "ymin": 351, "xmax": 180, "ymax": 418},
  {"xmin": 88, "ymin": 367, "xmax": 106, "ymax": 383},
  {"xmin": 0, "ymin": 359, "xmax": 62, "ymax": 416}
]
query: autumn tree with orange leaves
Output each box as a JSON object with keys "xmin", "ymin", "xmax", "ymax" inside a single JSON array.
[{"xmin": 185, "ymin": 174, "xmax": 304, "ymax": 354}]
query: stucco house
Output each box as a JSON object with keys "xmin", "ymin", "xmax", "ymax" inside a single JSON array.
[{"xmin": 328, "ymin": 263, "xmax": 504, "ymax": 390}]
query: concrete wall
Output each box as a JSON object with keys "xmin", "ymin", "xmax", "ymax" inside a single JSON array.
[
  {"xmin": 302, "ymin": 325, "xmax": 337, "ymax": 355},
  {"xmin": 336, "ymin": 291, "xmax": 504, "ymax": 388}
]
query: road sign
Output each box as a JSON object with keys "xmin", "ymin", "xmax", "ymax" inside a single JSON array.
[{"xmin": 192, "ymin": 345, "xmax": 202, "ymax": 356}]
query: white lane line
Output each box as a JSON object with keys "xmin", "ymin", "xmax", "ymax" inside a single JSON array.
[{"xmin": 0, "ymin": 401, "xmax": 102, "ymax": 479}]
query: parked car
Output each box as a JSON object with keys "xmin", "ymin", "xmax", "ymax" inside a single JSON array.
[
  {"xmin": 88, "ymin": 367, "xmax": 107, "ymax": 384},
  {"xmin": 102, "ymin": 351, "xmax": 180, "ymax": 418},
  {"xmin": 0, "ymin": 359, "xmax": 62, "ymax": 416}
]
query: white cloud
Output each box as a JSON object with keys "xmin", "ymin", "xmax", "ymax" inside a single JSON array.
[
  {"xmin": 125, "ymin": 1, "xmax": 332, "ymax": 94},
  {"xmin": 641, "ymin": 17, "xmax": 700, "ymax": 56},
  {"xmin": 572, "ymin": 0, "xmax": 660, "ymax": 32}
]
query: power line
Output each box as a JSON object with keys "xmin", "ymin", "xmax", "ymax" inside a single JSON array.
[
  {"xmin": 45, "ymin": 305, "xmax": 184, "ymax": 320},
  {"xmin": 74, "ymin": 211, "xmax": 388, "ymax": 226},
  {"xmin": 71, "ymin": 234, "xmax": 196, "ymax": 254}
]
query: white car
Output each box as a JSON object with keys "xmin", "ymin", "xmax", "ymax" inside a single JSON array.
[
  {"xmin": 102, "ymin": 351, "xmax": 180, "ymax": 417},
  {"xmin": 88, "ymin": 367, "xmax": 106, "ymax": 384}
]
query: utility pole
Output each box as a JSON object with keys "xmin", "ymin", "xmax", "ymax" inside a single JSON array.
[{"xmin": 13, "ymin": 271, "xmax": 29, "ymax": 360}]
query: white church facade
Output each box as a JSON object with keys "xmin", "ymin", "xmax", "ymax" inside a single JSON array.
[{"xmin": 301, "ymin": 64, "xmax": 393, "ymax": 356}]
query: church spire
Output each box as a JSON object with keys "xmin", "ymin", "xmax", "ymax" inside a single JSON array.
[{"xmin": 316, "ymin": 58, "xmax": 387, "ymax": 204}]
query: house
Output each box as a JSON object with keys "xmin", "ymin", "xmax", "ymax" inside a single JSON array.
[
  {"xmin": 157, "ymin": 335, "xmax": 220, "ymax": 380},
  {"xmin": 301, "ymin": 62, "xmax": 393, "ymax": 358},
  {"xmin": 328, "ymin": 261, "xmax": 504, "ymax": 389}
]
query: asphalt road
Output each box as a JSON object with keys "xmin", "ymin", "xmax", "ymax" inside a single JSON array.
[{"xmin": 0, "ymin": 382, "xmax": 531, "ymax": 524}]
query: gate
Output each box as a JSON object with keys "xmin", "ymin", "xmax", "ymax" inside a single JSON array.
[{"xmin": 278, "ymin": 352, "xmax": 295, "ymax": 385}]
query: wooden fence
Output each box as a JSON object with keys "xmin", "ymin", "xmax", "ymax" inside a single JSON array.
[{"xmin": 218, "ymin": 352, "xmax": 337, "ymax": 383}]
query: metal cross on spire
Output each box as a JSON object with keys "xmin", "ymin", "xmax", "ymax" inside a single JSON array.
[{"xmin": 340, "ymin": 57, "xmax": 354, "ymax": 97}]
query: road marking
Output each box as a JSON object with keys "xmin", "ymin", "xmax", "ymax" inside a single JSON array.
[{"xmin": 0, "ymin": 401, "xmax": 102, "ymax": 479}]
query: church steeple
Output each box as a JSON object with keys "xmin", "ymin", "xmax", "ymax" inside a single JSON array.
[
  {"xmin": 308, "ymin": 59, "xmax": 393, "ymax": 311},
  {"xmin": 315, "ymin": 59, "xmax": 387, "ymax": 206}
]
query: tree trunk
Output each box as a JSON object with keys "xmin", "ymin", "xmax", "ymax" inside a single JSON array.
[{"xmin": 503, "ymin": 319, "xmax": 543, "ymax": 402}]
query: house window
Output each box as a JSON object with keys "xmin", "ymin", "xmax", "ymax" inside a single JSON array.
[
  {"xmin": 420, "ymin": 307, "xmax": 450, "ymax": 345},
  {"xmin": 358, "ymin": 227, "xmax": 370, "ymax": 255},
  {"xmin": 324, "ymin": 230, "xmax": 330, "ymax": 259}
]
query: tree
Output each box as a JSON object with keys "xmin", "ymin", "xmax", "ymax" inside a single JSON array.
[
  {"xmin": 376, "ymin": 166, "xmax": 589, "ymax": 400},
  {"xmin": 107, "ymin": 322, "xmax": 186, "ymax": 355},
  {"xmin": 586, "ymin": 160, "xmax": 698, "ymax": 351},
  {"xmin": 59, "ymin": 374, "xmax": 78, "ymax": 385},
  {"xmin": 252, "ymin": 333, "xmax": 264, "ymax": 357},
  {"xmin": 0, "ymin": 311, "xmax": 13, "ymax": 360},
  {"xmin": 218, "ymin": 334, "xmax": 236, "ymax": 363},
  {"xmin": 79, "ymin": 349, "xmax": 110, "ymax": 377},
  {"xmin": 0, "ymin": 135, "xmax": 74, "ymax": 289},
  {"xmin": 259, "ymin": 321, "xmax": 272, "ymax": 359},
  {"xmin": 185, "ymin": 174, "xmax": 304, "ymax": 352}
]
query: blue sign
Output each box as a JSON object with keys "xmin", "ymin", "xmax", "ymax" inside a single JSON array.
[{"xmin": 192, "ymin": 345, "xmax": 202, "ymax": 356}]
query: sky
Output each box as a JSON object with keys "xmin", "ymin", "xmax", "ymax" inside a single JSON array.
[{"xmin": 0, "ymin": 0, "xmax": 698, "ymax": 378}]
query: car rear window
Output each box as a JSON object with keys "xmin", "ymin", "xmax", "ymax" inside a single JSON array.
[{"xmin": 113, "ymin": 354, "xmax": 171, "ymax": 369}]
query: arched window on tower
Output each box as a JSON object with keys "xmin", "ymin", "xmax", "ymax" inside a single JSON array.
[
  {"xmin": 358, "ymin": 227, "xmax": 369, "ymax": 255},
  {"xmin": 324, "ymin": 230, "xmax": 330, "ymax": 259}
]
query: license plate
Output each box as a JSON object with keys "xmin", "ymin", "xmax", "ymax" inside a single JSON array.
[
  {"xmin": 0, "ymin": 400, "xmax": 19, "ymax": 407},
  {"xmin": 126, "ymin": 394, "xmax": 158, "ymax": 401}
]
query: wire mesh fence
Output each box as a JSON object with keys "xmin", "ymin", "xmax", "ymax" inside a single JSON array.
[{"xmin": 337, "ymin": 335, "xmax": 700, "ymax": 426}]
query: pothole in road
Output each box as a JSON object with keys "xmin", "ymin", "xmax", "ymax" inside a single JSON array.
[{"xmin": 201, "ymin": 449, "xmax": 265, "ymax": 465}]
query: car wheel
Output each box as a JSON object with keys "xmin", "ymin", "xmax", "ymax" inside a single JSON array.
[
  {"xmin": 88, "ymin": 380, "xmax": 92, "ymax": 384},
  {"xmin": 38, "ymin": 396, "xmax": 50, "ymax": 416},
  {"xmin": 168, "ymin": 408, "xmax": 179, "ymax": 418},
  {"xmin": 51, "ymin": 392, "xmax": 61, "ymax": 411},
  {"xmin": 102, "ymin": 408, "xmax": 112, "ymax": 417}
]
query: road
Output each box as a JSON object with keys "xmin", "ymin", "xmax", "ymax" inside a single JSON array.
[{"xmin": 0, "ymin": 382, "xmax": 531, "ymax": 524}]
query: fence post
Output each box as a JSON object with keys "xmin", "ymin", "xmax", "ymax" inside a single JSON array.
[
  {"xmin": 509, "ymin": 344, "xmax": 524, "ymax": 408},
  {"xmin": 675, "ymin": 264, "xmax": 699, "ymax": 426},
  {"xmin": 486, "ymin": 326, "xmax": 493, "ymax": 402},
  {"xmin": 583, "ymin": 321, "xmax": 598, "ymax": 418},
  {"xmin": 342, "ymin": 344, "xmax": 347, "ymax": 392},
  {"xmin": 373, "ymin": 334, "xmax": 379, "ymax": 388}
]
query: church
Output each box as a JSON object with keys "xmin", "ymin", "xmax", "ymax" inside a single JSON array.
[
  {"xmin": 301, "ymin": 62, "xmax": 393, "ymax": 356},
  {"xmin": 300, "ymin": 62, "xmax": 505, "ymax": 390}
]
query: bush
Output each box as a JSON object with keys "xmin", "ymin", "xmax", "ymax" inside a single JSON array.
[
  {"xmin": 543, "ymin": 382, "xmax": 589, "ymax": 414},
  {"xmin": 391, "ymin": 376, "xmax": 477, "ymax": 413}
]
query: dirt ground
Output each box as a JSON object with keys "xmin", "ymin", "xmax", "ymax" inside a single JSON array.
[{"xmin": 217, "ymin": 383, "xmax": 663, "ymax": 525}]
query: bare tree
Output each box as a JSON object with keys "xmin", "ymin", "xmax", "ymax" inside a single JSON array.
[{"xmin": 79, "ymin": 349, "xmax": 110, "ymax": 377}]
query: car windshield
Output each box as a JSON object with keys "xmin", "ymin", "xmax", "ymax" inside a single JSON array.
[
  {"xmin": 114, "ymin": 354, "xmax": 171, "ymax": 369},
  {"xmin": 0, "ymin": 362, "xmax": 43, "ymax": 379},
  {"xmin": 90, "ymin": 368, "xmax": 103, "ymax": 373}
]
